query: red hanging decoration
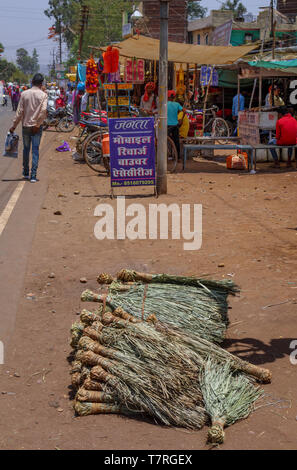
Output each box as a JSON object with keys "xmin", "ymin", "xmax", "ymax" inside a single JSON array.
[{"xmin": 103, "ymin": 46, "xmax": 120, "ymax": 74}]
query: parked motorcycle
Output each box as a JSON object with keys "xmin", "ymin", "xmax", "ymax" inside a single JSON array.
[{"xmin": 43, "ymin": 105, "xmax": 75, "ymax": 132}]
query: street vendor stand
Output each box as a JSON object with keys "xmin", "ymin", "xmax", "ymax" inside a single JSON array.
[{"xmin": 236, "ymin": 61, "xmax": 297, "ymax": 170}]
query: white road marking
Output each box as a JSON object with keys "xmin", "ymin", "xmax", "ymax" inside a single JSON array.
[{"xmin": 0, "ymin": 182, "xmax": 26, "ymax": 237}]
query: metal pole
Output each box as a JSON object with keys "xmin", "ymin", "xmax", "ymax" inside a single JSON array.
[{"xmin": 157, "ymin": 0, "xmax": 169, "ymax": 195}]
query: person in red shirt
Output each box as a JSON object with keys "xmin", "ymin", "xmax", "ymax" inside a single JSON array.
[{"xmin": 269, "ymin": 107, "xmax": 297, "ymax": 168}]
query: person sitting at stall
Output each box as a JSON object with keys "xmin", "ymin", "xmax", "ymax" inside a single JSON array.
[
  {"xmin": 269, "ymin": 107, "xmax": 297, "ymax": 168},
  {"xmin": 265, "ymin": 85, "xmax": 285, "ymax": 108},
  {"xmin": 168, "ymin": 90, "xmax": 186, "ymax": 160},
  {"xmin": 140, "ymin": 82, "xmax": 158, "ymax": 116}
]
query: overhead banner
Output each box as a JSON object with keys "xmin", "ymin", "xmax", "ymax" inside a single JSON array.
[
  {"xmin": 212, "ymin": 20, "xmax": 233, "ymax": 46},
  {"xmin": 109, "ymin": 117, "xmax": 156, "ymax": 188}
]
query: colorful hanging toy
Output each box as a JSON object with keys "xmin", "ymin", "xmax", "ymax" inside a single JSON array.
[{"xmin": 86, "ymin": 56, "xmax": 99, "ymax": 95}]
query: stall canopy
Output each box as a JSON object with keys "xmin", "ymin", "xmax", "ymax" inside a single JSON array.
[
  {"xmin": 104, "ymin": 35, "xmax": 255, "ymax": 65},
  {"xmin": 248, "ymin": 59, "xmax": 297, "ymax": 74}
]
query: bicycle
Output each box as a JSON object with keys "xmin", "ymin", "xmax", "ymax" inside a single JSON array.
[{"xmin": 187, "ymin": 105, "xmax": 230, "ymax": 141}]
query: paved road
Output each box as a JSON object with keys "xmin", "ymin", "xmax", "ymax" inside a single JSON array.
[
  {"xmin": 0, "ymin": 107, "xmax": 54, "ymax": 358},
  {"xmin": 0, "ymin": 106, "xmax": 22, "ymax": 214}
]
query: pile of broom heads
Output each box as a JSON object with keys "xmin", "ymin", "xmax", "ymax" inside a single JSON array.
[{"xmin": 70, "ymin": 270, "xmax": 271, "ymax": 445}]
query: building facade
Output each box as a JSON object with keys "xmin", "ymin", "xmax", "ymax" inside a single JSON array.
[
  {"xmin": 277, "ymin": 0, "xmax": 297, "ymax": 21},
  {"xmin": 188, "ymin": 8, "xmax": 297, "ymax": 46},
  {"xmin": 134, "ymin": 1, "xmax": 188, "ymax": 43}
]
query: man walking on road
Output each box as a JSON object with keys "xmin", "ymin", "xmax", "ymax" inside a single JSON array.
[{"xmin": 9, "ymin": 74, "xmax": 48, "ymax": 183}]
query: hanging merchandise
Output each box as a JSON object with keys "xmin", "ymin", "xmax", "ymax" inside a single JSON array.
[
  {"xmin": 200, "ymin": 66, "xmax": 219, "ymax": 87},
  {"xmin": 176, "ymin": 65, "xmax": 186, "ymax": 100},
  {"xmin": 108, "ymin": 65, "xmax": 121, "ymax": 84},
  {"xmin": 103, "ymin": 46, "xmax": 120, "ymax": 74},
  {"xmin": 124, "ymin": 58, "xmax": 145, "ymax": 84},
  {"xmin": 97, "ymin": 56, "xmax": 104, "ymax": 74},
  {"xmin": 86, "ymin": 56, "xmax": 99, "ymax": 94}
]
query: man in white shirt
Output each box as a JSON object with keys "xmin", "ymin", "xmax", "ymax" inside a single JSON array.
[{"xmin": 10, "ymin": 73, "xmax": 48, "ymax": 183}]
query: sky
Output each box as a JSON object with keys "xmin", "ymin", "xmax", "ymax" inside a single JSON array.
[
  {"xmin": 0, "ymin": 0, "xmax": 58, "ymax": 70},
  {"xmin": 0, "ymin": 0, "xmax": 273, "ymax": 69}
]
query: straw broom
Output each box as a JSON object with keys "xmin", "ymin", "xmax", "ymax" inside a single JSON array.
[
  {"xmin": 78, "ymin": 299, "xmax": 271, "ymax": 383},
  {"xmin": 81, "ymin": 287, "xmax": 229, "ymax": 344},
  {"xmin": 75, "ymin": 321, "xmax": 207, "ymax": 428},
  {"xmin": 116, "ymin": 269, "xmax": 240, "ymax": 295},
  {"xmin": 200, "ymin": 358, "xmax": 264, "ymax": 444},
  {"xmin": 71, "ymin": 310, "xmax": 267, "ymax": 438}
]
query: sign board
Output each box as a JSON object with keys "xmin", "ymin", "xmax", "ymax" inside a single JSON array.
[
  {"xmin": 109, "ymin": 117, "xmax": 156, "ymax": 188},
  {"xmin": 56, "ymin": 72, "xmax": 66, "ymax": 80},
  {"xmin": 200, "ymin": 66, "xmax": 219, "ymax": 87},
  {"xmin": 259, "ymin": 111, "xmax": 278, "ymax": 130},
  {"xmin": 125, "ymin": 58, "xmax": 145, "ymax": 84},
  {"xmin": 212, "ymin": 20, "xmax": 232, "ymax": 46},
  {"xmin": 238, "ymin": 111, "xmax": 260, "ymax": 145},
  {"xmin": 122, "ymin": 23, "xmax": 132, "ymax": 39},
  {"xmin": 56, "ymin": 64, "xmax": 66, "ymax": 72},
  {"xmin": 104, "ymin": 83, "xmax": 133, "ymax": 91},
  {"xmin": 108, "ymin": 97, "xmax": 130, "ymax": 106}
]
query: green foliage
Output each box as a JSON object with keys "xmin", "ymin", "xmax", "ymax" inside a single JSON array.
[
  {"xmin": 187, "ymin": 0, "xmax": 208, "ymax": 19},
  {"xmin": 45, "ymin": 0, "xmax": 133, "ymax": 62},
  {"xmin": 32, "ymin": 49, "xmax": 40, "ymax": 74},
  {"xmin": 16, "ymin": 48, "xmax": 39, "ymax": 75},
  {"xmin": 220, "ymin": 0, "xmax": 247, "ymax": 19},
  {"xmin": 45, "ymin": 0, "xmax": 81, "ymax": 49},
  {"xmin": 0, "ymin": 58, "xmax": 29, "ymax": 83}
]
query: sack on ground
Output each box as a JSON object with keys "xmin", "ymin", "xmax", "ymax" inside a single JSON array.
[
  {"xmin": 226, "ymin": 153, "xmax": 248, "ymax": 170},
  {"xmin": 3, "ymin": 133, "xmax": 19, "ymax": 158}
]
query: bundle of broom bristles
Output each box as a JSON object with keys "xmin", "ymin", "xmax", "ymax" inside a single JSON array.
[{"xmin": 70, "ymin": 269, "xmax": 271, "ymax": 445}]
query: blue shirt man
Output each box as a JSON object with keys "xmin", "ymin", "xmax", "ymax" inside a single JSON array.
[
  {"xmin": 168, "ymin": 100, "xmax": 183, "ymax": 126},
  {"xmin": 232, "ymin": 93, "xmax": 245, "ymax": 118}
]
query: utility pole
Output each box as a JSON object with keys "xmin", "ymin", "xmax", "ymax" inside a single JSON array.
[
  {"xmin": 58, "ymin": 18, "xmax": 62, "ymax": 65},
  {"xmin": 271, "ymin": 0, "xmax": 275, "ymax": 59},
  {"xmin": 157, "ymin": 0, "xmax": 170, "ymax": 195},
  {"xmin": 78, "ymin": 4, "xmax": 89, "ymax": 62},
  {"xmin": 52, "ymin": 49, "xmax": 56, "ymax": 80}
]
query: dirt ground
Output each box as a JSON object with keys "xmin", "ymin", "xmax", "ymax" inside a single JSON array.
[{"xmin": 0, "ymin": 130, "xmax": 297, "ymax": 450}]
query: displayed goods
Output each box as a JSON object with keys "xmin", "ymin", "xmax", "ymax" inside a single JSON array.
[
  {"xmin": 86, "ymin": 56, "xmax": 99, "ymax": 95},
  {"xmin": 103, "ymin": 46, "xmax": 120, "ymax": 74},
  {"xmin": 69, "ymin": 270, "xmax": 270, "ymax": 445}
]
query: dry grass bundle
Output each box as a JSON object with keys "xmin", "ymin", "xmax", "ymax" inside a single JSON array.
[
  {"xmin": 200, "ymin": 358, "xmax": 264, "ymax": 444},
  {"xmin": 74, "ymin": 314, "xmax": 207, "ymax": 429},
  {"xmin": 76, "ymin": 388, "xmax": 115, "ymax": 404},
  {"xmin": 81, "ymin": 285, "xmax": 228, "ymax": 344},
  {"xmin": 116, "ymin": 269, "xmax": 239, "ymax": 295},
  {"xmin": 70, "ymin": 272, "xmax": 269, "ymax": 443},
  {"xmin": 74, "ymin": 401, "xmax": 122, "ymax": 416}
]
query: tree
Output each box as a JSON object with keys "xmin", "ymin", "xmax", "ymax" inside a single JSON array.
[
  {"xmin": 45, "ymin": 0, "xmax": 81, "ymax": 50},
  {"xmin": 45, "ymin": 0, "xmax": 133, "ymax": 63},
  {"xmin": 16, "ymin": 48, "xmax": 34, "ymax": 75},
  {"xmin": 188, "ymin": 0, "xmax": 208, "ymax": 19},
  {"xmin": 220, "ymin": 0, "xmax": 247, "ymax": 19},
  {"xmin": 0, "ymin": 58, "xmax": 28, "ymax": 83},
  {"xmin": 32, "ymin": 49, "xmax": 40, "ymax": 74}
]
